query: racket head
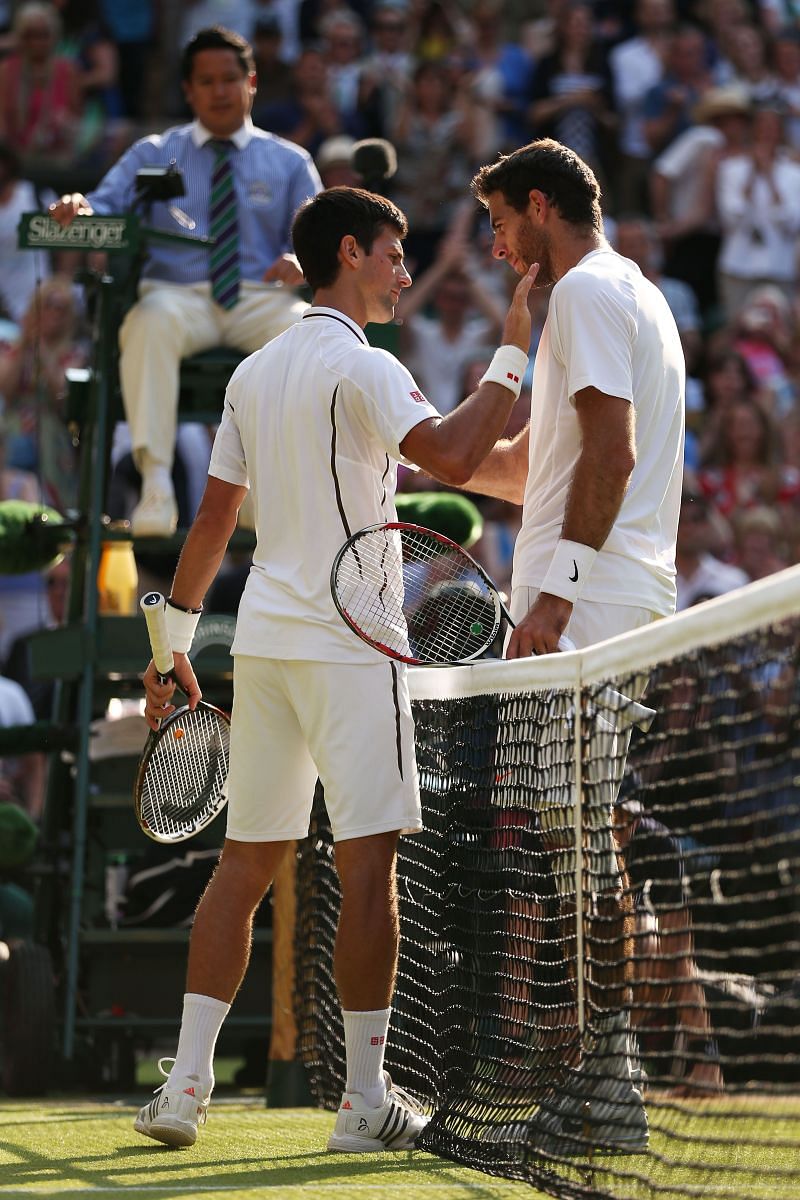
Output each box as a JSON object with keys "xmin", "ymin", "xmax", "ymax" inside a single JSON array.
[
  {"xmin": 331, "ymin": 521, "xmax": 505, "ymax": 666},
  {"xmin": 133, "ymin": 702, "xmax": 231, "ymax": 843}
]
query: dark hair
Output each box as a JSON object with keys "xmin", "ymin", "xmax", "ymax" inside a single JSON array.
[
  {"xmin": 703, "ymin": 348, "xmax": 757, "ymax": 395},
  {"xmin": 0, "ymin": 140, "xmax": 20, "ymax": 180},
  {"xmin": 471, "ymin": 138, "xmax": 602, "ymax": 232},
  {"xmin": 181, "ymin": 26, "xmax": 254, "ymax": 82},
  {"xmin": 292, "ymin": 187, "xmax": 408, "ymax": 291}
]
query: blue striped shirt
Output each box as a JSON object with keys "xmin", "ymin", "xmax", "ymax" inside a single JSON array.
[{"xmin": 87, "ymin": 118, "xmax": 322, "ymax": 284}]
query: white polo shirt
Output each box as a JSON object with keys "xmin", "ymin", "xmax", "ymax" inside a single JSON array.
[
  {"xmin": 513, "ymin": 248, "xmax": 685, "ymax": 616},
  {"xmin": 209, "ymin": 306, "xmax": 439, "ymax": 662}
]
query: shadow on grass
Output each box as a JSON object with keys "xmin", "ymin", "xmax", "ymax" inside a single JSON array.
[{"xmin": 0, "ymin": 1134, "xmax": 463, "ymax": 1194}]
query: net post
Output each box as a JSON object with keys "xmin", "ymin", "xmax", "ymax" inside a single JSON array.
[
  {"xmin": 572, "ymin": 661, "xmax": 586, "ymax": 1039},
  {"xmin": 266, "ymin": 840, "xmax": 312, "ymax": 1107}
]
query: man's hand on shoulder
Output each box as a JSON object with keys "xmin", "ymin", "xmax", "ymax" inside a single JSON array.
[
  {"xmin": 506, "ymin": 592, "xmax": 572, "ymax": 658},
  {"xmin": 49, "ymin": 194, "xmax": 94, "ymax": 228},
  {"xmin": 263, "ymin": 253, "xmax": 305, "ymax": 287}
]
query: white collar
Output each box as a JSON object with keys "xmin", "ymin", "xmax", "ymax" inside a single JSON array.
[
  {"xmin": 302, "ymin": 306, "xmax": 368, "ymax": 344},
  {"xmin": 192, "ymin": 117, "xmax": 253, "ymax": 150}
]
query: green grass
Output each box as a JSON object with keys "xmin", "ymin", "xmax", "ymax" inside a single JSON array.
[
  {"xmin": 3, "ymin": 1095, "xmax": 799, "ymax": 1200},
  {"xmin": 0, "ymin": 1097, "xmax": 543, "ymax": 1199}
]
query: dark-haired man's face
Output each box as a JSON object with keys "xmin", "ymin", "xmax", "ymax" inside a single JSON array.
[
  {"xmin": 360, "ymin": 227, "xmax": 411, "ymax": 322},
  {"xmin": 487, "ymin": 192, "xmax": 555, "ymax": 287},
  {"xmin": 183, "ymin": 49, "xmax": 255, "ymax": 137}
]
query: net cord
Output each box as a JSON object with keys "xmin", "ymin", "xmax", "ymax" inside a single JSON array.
[
  {"xmin": 573, "ymin": 672, "xmax": 586, "ymax": 1037},
  {"xmin": 408, "ymin": 564, "xmax": 800, "ymax": 701}
]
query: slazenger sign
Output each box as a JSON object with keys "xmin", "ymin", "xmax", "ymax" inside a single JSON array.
[{"xmin": 17, "ymin": 213, "xmax": 139, "ymax": 251}]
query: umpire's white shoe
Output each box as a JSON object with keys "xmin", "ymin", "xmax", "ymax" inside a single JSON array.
[
  {"xmin": 134, "ymin": 1058, "xmax": 210, "ymax": 1148},
  {"xmin": 131, "ymin": 487, "xmax": 178, "ymax": 538},
  {"xmin": 327, "ymin": 1072, "xmax": 429, "ymax": 1152}
]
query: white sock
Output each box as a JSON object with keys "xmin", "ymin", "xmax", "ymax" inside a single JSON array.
[
  {"xmin": 142, "ymin": 465, "xmax": 173, "ymax": 495},
  {"xmin": 136, "ymin": 451, "xmax": 172, "ymax": 495},
  {"xmin": 168, "ymin": 992, "xmax": 230, "ymax": 1094},
  {"xmin": 343, "ymin": 1007, "xmax": 391, "ymax": 1107}
]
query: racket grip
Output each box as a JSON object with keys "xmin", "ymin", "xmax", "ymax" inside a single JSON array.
[{"xmin": 140, "ymin": 592, "xmax": 174, "ymax": 680}]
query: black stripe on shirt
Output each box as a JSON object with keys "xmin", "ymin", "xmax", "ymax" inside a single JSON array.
[
  {"xmin": 302, "ymin": 311, "xmax": 367, "ymax": 343},
  {"xmin": 329, "ymin": 383, "xmax": 352, "ymax": 539},
  {"xmin": 390, "ymin": 662, "xmax": 403, "ymax": 781}
]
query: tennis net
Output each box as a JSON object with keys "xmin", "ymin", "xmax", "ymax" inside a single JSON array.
[{"xmin": 295, "ymin": 566, "xmax": 800, "ymax": 1199}]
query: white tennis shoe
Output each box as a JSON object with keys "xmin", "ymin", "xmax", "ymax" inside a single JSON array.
[
  {"xmin": 131, "ymin": 487, "xmax": 178, "ymax": 538},
  {"xmin": 527, "ymin": 1072, "xmax": 649, "ymax": 1156},
  {"xmin": 133, "ymin": 1058, "xmax": 210, "ymax": 1148},
  {"xmin": 327, "ymin": 1072, "xmax": 429, "ymax": 1152}
]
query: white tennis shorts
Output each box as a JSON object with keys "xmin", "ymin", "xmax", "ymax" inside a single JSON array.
[
  {"xmin": 224, "ymin": 656, "xmax": 422, "ymax": 843},
  {"xmin": 510, "ymin": 587, "xmax": 657, "ymax": 649}
]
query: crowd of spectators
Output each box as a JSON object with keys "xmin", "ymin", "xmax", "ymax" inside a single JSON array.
[{"xmin": 1, "ymin": 0, "xmax": 800, "ymax": 805}]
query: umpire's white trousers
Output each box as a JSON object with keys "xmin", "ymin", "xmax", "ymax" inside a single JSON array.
[{"xmin": 118, "ymin": 279, "xmax": 308, "ymax": 469}]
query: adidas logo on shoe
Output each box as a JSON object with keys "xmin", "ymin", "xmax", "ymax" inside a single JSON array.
[
  {"xmin": 327, "ymin": 1072, "xmax": 429, "ymax": 1153},
  {"xmin": 133, "ymin": 1058, "xmax": 210, "ymax": 1149}
]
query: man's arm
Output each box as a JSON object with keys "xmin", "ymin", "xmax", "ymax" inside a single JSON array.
[
  {"xmin": 399, "ymin": 264, "xmax": 536, "ymax": 486},
  {"xmin": 506, "ymin": 388, "xmax": 635, "ymax": 658},
  {"xmin": 50, "ymin": 137, "xmax": 151, "ymax": 226},
  {"xmin": 142, "ymin": 475, "xmax": 247, "ymax": 730},
  {"xmin": 458, "ymin": 424, "xmax": 530, "ymax": 504}
]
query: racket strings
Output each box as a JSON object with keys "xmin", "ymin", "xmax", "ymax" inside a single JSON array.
[
  {"xmin": 139, "ymin": 707, "xmax": 230, "ymax": 840},
  {"xmin": 336, "ymin": 527, "xmax": 500, "ymax": 663}
]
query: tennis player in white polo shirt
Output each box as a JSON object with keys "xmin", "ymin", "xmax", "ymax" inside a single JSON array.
[
  {"xmin": 465, "ymin": 139, "xmax": 684, "ymax": 1158},
  {"xmin": 136, "ymin": 186, "xmax": 539, "ymax": 1153}
]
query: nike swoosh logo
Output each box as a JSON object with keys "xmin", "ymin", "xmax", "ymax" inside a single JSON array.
[{"xmin": 569, "ymin": 560, "xmax": 578, "ymax": 583}]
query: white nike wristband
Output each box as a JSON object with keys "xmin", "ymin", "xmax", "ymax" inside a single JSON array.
[
  {"xmin": 540, "ymin": 540, "xmax": 597, "ymax": 604},
  {"xmin": 480, "ymin": 345, "xmax": 529, "ymax": 399},
  {"xmin": 165, "ymin": 600, "xmax": 202, "ymax": 655}
]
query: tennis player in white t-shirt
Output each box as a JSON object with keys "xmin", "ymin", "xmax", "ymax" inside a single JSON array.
[
  {"xmin": 466, "ymin": 139, "xmax": 685, "ymax": 1156},
  {"xmin": 136, "ymin": 187, "xmax": 539, "ymax": 1153}
]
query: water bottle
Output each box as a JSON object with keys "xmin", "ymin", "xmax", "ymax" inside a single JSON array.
[{"xmin": 97, "ymin": 530, "xmax": 138, "ymax": 615}]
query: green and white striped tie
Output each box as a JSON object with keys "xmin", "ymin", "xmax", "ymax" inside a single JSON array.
[{"xmin": 209, "ymin": 139, "xmax": 240, "ymax": 310}]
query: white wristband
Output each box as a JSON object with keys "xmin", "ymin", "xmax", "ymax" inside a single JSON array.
[
  {"xmin": 540, "ymin": 539, "xmax": 597, "ymax": 604},
  {"xmin": 480, "ymin": 345, "xmax": 529, "ymax": 399},
  {"xmin": 165, "ymin": 604, "xmax": 202, "ymax": 655}
]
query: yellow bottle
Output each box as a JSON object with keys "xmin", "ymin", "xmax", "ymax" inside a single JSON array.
[{"xmin": 97, "ymin": 537, "xmax": 138, "ymax": 615}]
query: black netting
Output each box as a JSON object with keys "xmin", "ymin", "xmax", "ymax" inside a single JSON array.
[{"xmin": 295, "ymin": 613, "xmax": 800, "ymax": 1200}]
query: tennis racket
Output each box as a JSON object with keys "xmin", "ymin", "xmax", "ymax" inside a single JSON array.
[
  {"xmin": 331, "ymin": 524, "xmax": 656, "ymax": 738},
  {"xmin": 331, "ymin": 521, "xmax": 515, "ymax": 666},
  {"xmin": 134, "ymin": 591, "xmax": 230, "ymax": 844}
]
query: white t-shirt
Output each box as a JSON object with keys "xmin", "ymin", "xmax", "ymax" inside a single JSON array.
[
  {"xmin": 0, "ymin": 675, "xmax": 34, "ymax": 727},
  {"xmin": 716, "ymin": 153, "xmax": 800, "ymax": 282},
  {"xmin": 513, "ymin": 248, "xmax": 685, "ymax": 616},
  {"xmin": 609, "ymin": 36, "xmax": 664, "ymax": 158},
  {"xmin": 209, "ymin": 306, "xmax": 439, "ymax": 662},
  {"xmin": 676, "ymin": 553, "xmax": 749, "ymax": 611}
]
